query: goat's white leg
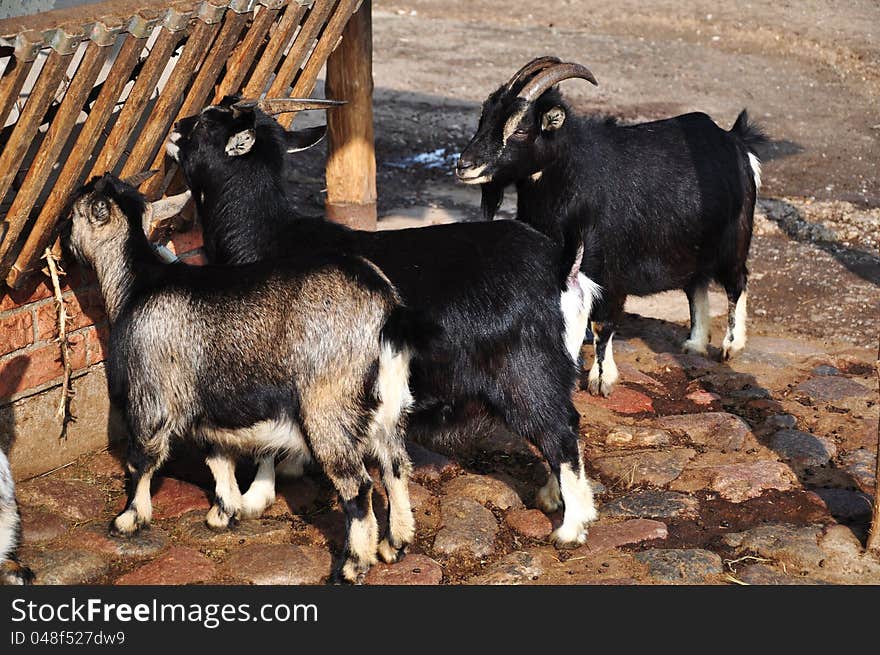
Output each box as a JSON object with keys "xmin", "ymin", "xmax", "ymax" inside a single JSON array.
[
  {"xmin": 112, "ymin": 464, "xmax": 157, "ymax": 537},
  {"xmin": 682, "ymin": 281, "xmax": 711, "ymax": 356},
  {"xmin": 205, "ymin": 452, "xmax": 243, "ymax": 530},
  {"xmin": 549, "ymin": 455, "xmax": 597, "ymax": 547},
  {"xmin": 240, "ymin": 455, "xmax": 277, "ymax": 519},
  {"xmin": 722, "ymin": 290, "xmax": 748, "ymax": 360},
  {"xmin": 370, "ymin": 343, "xmax": 416, "ymax": 564},
  {"xmin": 112, "ymin": 428, "xmax": 172, "ymax": 537},
  {"xmin": 587, "ymin": 327, "xmax": 618, "ymax": 397},
  {"xmin": 275, "ymin": 450, "xmax": 312, "ymax": 478}
]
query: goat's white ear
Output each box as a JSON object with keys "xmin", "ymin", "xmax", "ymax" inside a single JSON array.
[
  {"xmin": 541, "ymin": 106, "xmax": 566, "ymax": 132},
  {"xmin": 225, "ymin": 129, "xmax": 256, "ymax": 157},
  {"xmin": 285, "ymin": 125, "xmax": 326, "ymax": 153}
]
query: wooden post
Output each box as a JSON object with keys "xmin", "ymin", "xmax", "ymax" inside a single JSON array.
[{"xmin": 324, "ymin": 0, "xmax": 376, "ymax": 230}]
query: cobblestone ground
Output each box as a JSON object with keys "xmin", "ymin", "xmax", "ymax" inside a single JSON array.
[{"xmin": 16, "ymin": 317, "xmax": 878, "ymax": 585}]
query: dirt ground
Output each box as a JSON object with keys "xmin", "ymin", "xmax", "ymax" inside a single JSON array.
[{"xmin": 14, "ymin": 0, "xmax": 880, "ymax": 585}]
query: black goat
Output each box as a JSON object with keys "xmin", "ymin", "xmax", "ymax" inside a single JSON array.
[
  {"xmin": 0, "ymin": 450, "xmax": 33, "ymax": 585},
  {"xmin": 65, "ymin": 173, "xmax": 417, "ymax": 582},
  {"xmin": 166, "ymin": 98, "xmax": 600, "ymax": 546},
  {"xmin": 458, "ymin": 57, "xmax": 767, "ymax": 396}
]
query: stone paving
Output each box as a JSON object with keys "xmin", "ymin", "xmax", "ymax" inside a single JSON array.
[{"xmin": 14, "ymin": 322, "xmax": 879, "ymax": 585}]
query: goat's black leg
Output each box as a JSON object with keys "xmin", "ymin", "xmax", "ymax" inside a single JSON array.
[
  {"xmin": 205, "ymin": 449, "xmax": 243, "ymax": 530},
  {"xmin": 682, "ymin": 278, "xmax": 711, "ymax": 356},
  {"xmin": 503, "ymin": 388, "xmax": 596, "ymax": 547},
  {"xmin": 332, "ymin": 478, "xmax": 378, "ymax": 584}
]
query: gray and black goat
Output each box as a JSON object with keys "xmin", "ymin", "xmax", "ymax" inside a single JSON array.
[
  {"xmin": 166, "ymin": 97, "xmax": 599, "ymax": 547},
  {"xmin": 65, "ymin": 173, "xmax": 418, "ymax": 582},
  {"xmin": 458, "ymin": 57, "xmax": 767, "ymax": 396},
  {"xmin": 0, "ymin": 450, "xmax": 33, "ymax": 585}
]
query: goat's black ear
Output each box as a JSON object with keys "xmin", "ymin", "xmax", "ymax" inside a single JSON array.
[
  {"xmin": 541, "ymin": 106, "xmax": 566, "ymax": 132},
  {"xmin": 285, "ymin": 125, "xmax": 326, "ymax": 153},
  {"xmin": 225, "ymin": 128, "xmax": 256, "ymax": 157}
]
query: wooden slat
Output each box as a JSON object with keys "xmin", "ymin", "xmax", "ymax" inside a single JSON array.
[
  {"xmin": 120, "ymin": 17, "xmax": 221, "ymax": 179},
  {"xmin": 266, "ymin": 0, "xmax": 337, "ymax": 101},
  {"xmin": 276, "ymin": 0, "xmax": 357, "ymax": 129},
  {"xmin": 88, "ymin": 24, "xmax": 186, "ymax": 177},
  {"xmin": 241, "ymin": 2, "xmax": 307, "ymax": 97},
  {"xmin": 0, "ymin": 49, "xmax": 73, "ymax": 207},
  {"xmin": 291, "ymin": 0, "xmax": 356, "ymax": 94},
  {"xmin": 214, "ymin": 4, "xmax": 279, "ymax": 100},
  {"xmin": 0, "ymin": 41, "xmax": 110, "ymax": 276},
  {"xmin": 141, "ymin": 8, "xmax": 250, "ymax": 197},
  {"xmin": 6, "ymin": 34, "xmax": 146, "ymax": 288},
  {"xmin": 0, "ymin": 56, "xmax": 35, "ymax": 130}
]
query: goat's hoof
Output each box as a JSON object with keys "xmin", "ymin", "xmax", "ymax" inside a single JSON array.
[
  {"xmin": 109, "ymin": 511, "xmax": 147, "ymax": 538},
  {"xmin": 206, "ymin": 505, "xmax": 239, "ymax": 531},
  {"xmin": 0, "ymin": 560, "xmax": 35, "ymax": 586},
  {"xmin": 550, "ymin": 524, "xmax": 589, "ymax": 549},
  {"xmin": 681, "ymin": 340, "xmax": 709, "ymax": 357},
  {"xmin": 536, "ymin": 481, "xmax": 563, "ymax": 513},
  {"xmin": 337, "ymin": 557, "xmax": 374, "ymax": 585},
  {"xmin": 377, "ymin": 538, "xmax": 407, "ymax": 564},
  {"xmin": 588, "ymin": 376, "xmax": 616, "ymax": 398},
  {"xmin": 240, "ymin": 495, "xmax": 275, "ymax": 519},
  {"xmin": 721, "ymin": 339, "xmax": 744, "ymax": 362}
]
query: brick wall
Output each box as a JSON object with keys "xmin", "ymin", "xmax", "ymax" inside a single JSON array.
[{"xmin": 0, "ymin": 225, "xmax": 205, "ymax": 405}]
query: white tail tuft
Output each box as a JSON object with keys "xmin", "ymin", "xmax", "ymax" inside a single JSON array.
[{"xmin": 748, "ymin": 152, "xmax": 762, "ymax": 190}]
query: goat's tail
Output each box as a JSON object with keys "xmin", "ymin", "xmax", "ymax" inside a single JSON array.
[
  {"xmin": 730, "ymin": 109, "xmax": 768, "ymax": 191},
  {"xmin": 557, "ymin": 211, "xmax": 595, "ymax": 289},
  {"xmin": 730, "ymin": 109, "xmax": 768, "ymax": 153}
]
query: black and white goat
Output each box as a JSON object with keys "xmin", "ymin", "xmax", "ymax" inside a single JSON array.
[
  {"xmin": 0, "ymin": 450, "xmax": 33, "ymax": 585},
  {"xmin": 166, "ymin": 98, "xmax": 600, "ymax": 546},
  {"xmin": 65, "ymin": 173, "xmax": 417, "ymax": 582},
  {"xmin": 458, "ymin": 57, "xmax": 767, "ymax": 396}
]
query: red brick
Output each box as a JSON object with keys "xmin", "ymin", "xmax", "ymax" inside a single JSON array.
[
  {"xmin": 115, "ymin": 546, "xmax": 216, "ymax": 585},
  {"xmin": 85, "ymin": 323, "xmax": 110, "ymax": 365},
  {"xmin": 0, "ymin": 279, "xmax": 53, "ymax": 312},
  {"xmin": 575, "ymin": 388, "xmax": 655, "ymax": 415},
  {"xmin": 0, "ymin": 311, "xmax": 34, "ymax": 356},
  {"xmin": 0, "ymin": 263, "xmax": 96, "ymax": 312},
  {"xmin": 35, "ymin": 288, "xmax": 106, "ymax": 341},
  {"xmin": 164, "ymin": 225, "xmax": 204, "ymax": 256},
  {"xmin": 0, "ymin": 333, "xmax": 87, "ymax": 399}
]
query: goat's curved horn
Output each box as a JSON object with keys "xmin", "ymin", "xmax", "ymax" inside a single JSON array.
[
  {"xmin": 234, "ymin": 98, "xmax": 347, "ymax": 115},
  {"xmin": 123, "ymin": 169, "xmax": 159, "ymax": 187},
  {"xmin": 516, "ymin": 62, "xmax": 598, "ymax": 102},
  {"xmin": 505, "ymin": 56, "xmax": 562, "ymax": 92}
]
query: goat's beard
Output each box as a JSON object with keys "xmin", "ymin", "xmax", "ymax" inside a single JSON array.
[{"xmin": 480, "ymin": 182, "xmax": 505, "ymax": 221}]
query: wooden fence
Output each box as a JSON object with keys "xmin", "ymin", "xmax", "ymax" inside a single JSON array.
[{"xmin": 0, "ymin": 0, "xmax": 370, "ymax": 290}]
